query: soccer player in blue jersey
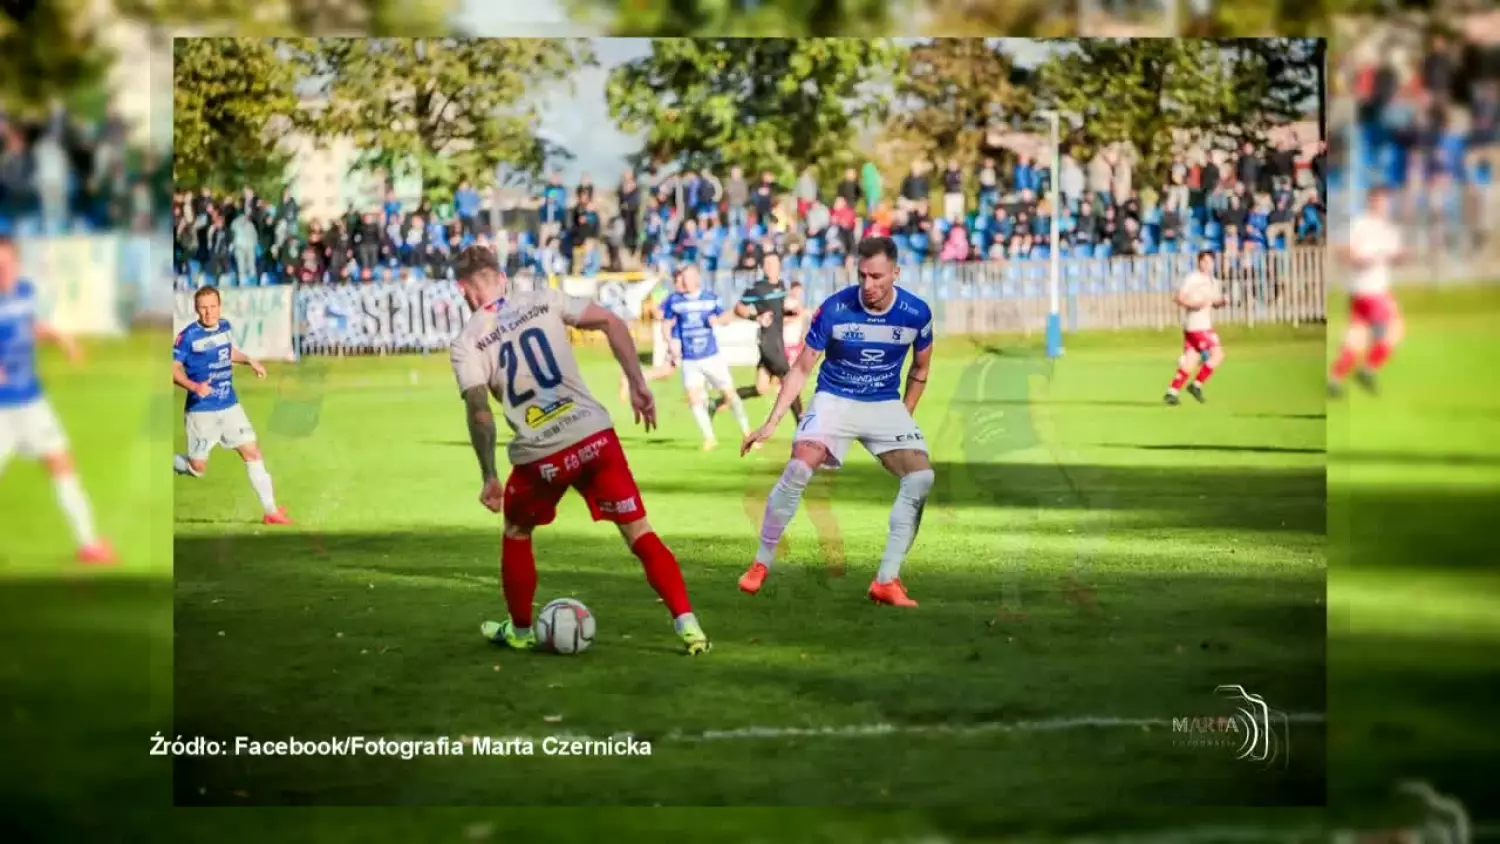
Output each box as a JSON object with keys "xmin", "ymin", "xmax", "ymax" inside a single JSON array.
[
  {"xmin": 171, "ymin": 286, "xmax": 291, "ymax": 525},
  {"xmin": 0, "ymin": 235, "xmax": 116, "ymax": 564},
  {"xmin": 739, "ymin": 236, "xmax": 935, "ymax": 606},
  {"xmin": 661, "ymin": 264, "xmax": 751, "ymax": 450}
]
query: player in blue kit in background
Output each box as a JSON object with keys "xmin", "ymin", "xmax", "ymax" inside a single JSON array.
[
  {"xmin": 661, "ymin": 264, "xmax": 751, "ymax": 450},
  {"xmin": 739, "ymin": 236, "xmax": 936, "ymax": 606},
  {"xmin": 172, "ymin": 286, "xmax": 291, "ymax": 525},
  {"xmin": 0, "ymin": 235, "xmax": 116, "ymax": 564}
]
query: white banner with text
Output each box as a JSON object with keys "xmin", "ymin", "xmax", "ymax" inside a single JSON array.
[{"xmin": 174, "ymin": 285, "xmax": 298, "ymax": 361}]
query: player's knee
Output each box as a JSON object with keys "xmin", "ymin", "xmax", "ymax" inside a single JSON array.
[
  {"xmin": 686, "ymin": 389, "xmax": 706, "ymax": 407},
  {"xmin": 901, "ymin": 468, "xmax": 935, "ymax": 500},
  {"xmin": 238, "ymin": 444, "xmax": 262, "ymax": 462},
  {"xmin": 42, "ymin": 452, "xmax": 74, "ymax": 476},
  {"xmin": 1209, "ymin": 348, "xmax": 1225, "ymax": 366},
  {"xmin": 617, "ymin": 517, "xmax": 652, "ymax": 546},
  {"xmin": 781, "ymin": 458, "xmax": 814, "ymax": 491},
  {"xmin": 503, "ymin": 522, "xmax": 533, "ymax": 541}
]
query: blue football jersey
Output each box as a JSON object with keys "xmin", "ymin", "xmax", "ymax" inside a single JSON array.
[
  {"xmin": 0, "ymin": 279, "xmax": 43, "ymax": 408},
  {"xmin": 662, "ymin": 289, "xmax": 724, "ymax": 361},
  {"xmin": 173, "ymin": 320, "xmax": 241, "ymax": 413},
  {"xmin": 804, "ymin": 285, "xmax": 934, "ymax": 402}
]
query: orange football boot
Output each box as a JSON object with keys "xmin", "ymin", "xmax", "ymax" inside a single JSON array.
[
  {"xmin": 738, "ymin": 561, "xmax": 769, "ymax": 595},
  {"xmin": 262, "ymin": 507, "xmax": 294, "ymax": 526},
  {"xmin": 867, "ymin": 578, "xmax": 918, "ymax": 607},
  {"xmin": 77, "ymin": 541, "xmax": 117, "ymax": 565}
]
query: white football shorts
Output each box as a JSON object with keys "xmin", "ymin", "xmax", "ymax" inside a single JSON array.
[
  {"xmin": 185, "ymin": 404, "xmax": 257, "ymax": 460},
  {"xmin": 0, "ymin": 398, "xmax": 70, "ymax": 469},
  {"xmin": 792, "ymin": 391, "xmax": 928, "ymax": 469},
  {"xmin": 680, "ymin": 354, "xmax": 734, "ymax": 393}
]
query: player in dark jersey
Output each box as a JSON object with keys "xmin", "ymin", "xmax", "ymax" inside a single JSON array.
[{"xmin": 734, "ymin": 251, "xmax": 804, "ymax": 422}]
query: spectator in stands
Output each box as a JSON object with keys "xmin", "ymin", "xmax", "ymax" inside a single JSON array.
[
  {"xmin": 835, "ymin": 167, "xmax": 861, "ymax": 215},
  {"xmin": 898, "ymin": 160, "xmax": 928, "ymax": 211},
  {"xmin": 942, "ymin": 159, "xmax": 964, "ymax": 222},
  {"xmin": 231, "ymin": 209, "xmax": 258, "ymax": 283}
]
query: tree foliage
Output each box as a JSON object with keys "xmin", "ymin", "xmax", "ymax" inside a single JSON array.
[
  {"xmin": 1034, "ymin": 39, "xmax": 1322, "ymax": 178},
  {"xmin": 113, "ymin": 0, "xmax": 458, "ymax": 36},
  {"xmin": 606, "ymin": 39, "xmax": 900, "ymax": 184},
  {"xmin": 884, "ymin": 39, "xmax": 1035, "ymax": 173},
  {"xmin": 0, "ymin": 0, "xmax": 112, "ymax": 115},
  {"xmin": 285, "ymin": 39, "xmax": 593, "ymax": 198},
  {"xmin": 172, "ymin": 38, "xmax": 299, "ymax": 195},
  {"xmin": 568, "ymin": 0, "xmax": 909, "ymax": 37}
]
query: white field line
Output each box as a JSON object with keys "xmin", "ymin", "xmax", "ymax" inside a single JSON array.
[{"xmin": 421, "ymin": 711, "xmax": 1326, "ymax": 745}]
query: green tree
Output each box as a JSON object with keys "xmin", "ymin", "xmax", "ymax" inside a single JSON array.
[
  {"xmin": 285, "ymin": 38, "xmax": 593, "ymax": 199},
  {"xmin": 1034, "ymin": 39, "xmax": 1320, "ymax": 181},
  {"xmin": 884, "ymin": 39, "xmax": 1034, "ymax": 177},
  {"xmin": 172, "ymin": 38, "xmax": 299, "ymax": 195},
  {"xmin": 568, "ymin": 0, "xmax": 910, "ymax": 37},
  {"xmin": 606, "ymin": 38, "xmax": 900, "ymax": 185},
  {"xmin": 0, "ymin": 0, "xmax": 111, "ymax": 115},
  {"xmin": 114, "ymin": 0, "xmax": 458, "ymax": 37}
]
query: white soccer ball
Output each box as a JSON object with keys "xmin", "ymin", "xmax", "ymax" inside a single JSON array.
[{"xmin": 536, "ymin": 598, "xmax": 596, "ymax": 655}]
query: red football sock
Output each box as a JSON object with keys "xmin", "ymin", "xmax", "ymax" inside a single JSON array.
[
  {"xmin": 1194, "ymin": 364, "xmax": 1216, "ymax": 385},
  {"xmin": 1330, "ymin": 346, "xmax": 1358, "ymax": 379},
  {"xmin": 631, "ymin": 532, "xmax": 693, "ymax": 618},
  {"xmin": 1169, "ymin": 368, "xmax": 1191, "ymax": 390},
  {"xmin": 1366, "ymin": 340, "xmax": 1393, "ymax": 371},
  {"xmin": 500, "ymin": 536, "xmax": 538, "ymax": 628}
]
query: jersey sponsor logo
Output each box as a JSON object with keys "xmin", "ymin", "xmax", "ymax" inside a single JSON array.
[
  {"xmin": 860, "ymin": 348, "xmax": 886, "ymax": 363},
  {"xmin": 191, "ymin": 331, "xmax": 232, "ymax": 353},
  {"xmin": 831, "ymin": 323, "xmax": 917, "ymax": 345},
  {"xmin": 597, "ymin": 498, "xmax": 638, "ymax": 515},
  {"xmin": 524, "ymin": 398, "xmax": 576, "ymax": 428},
  {"xmin": 0, "ymin": 299, "xmax": 36, "ymax": 319}
]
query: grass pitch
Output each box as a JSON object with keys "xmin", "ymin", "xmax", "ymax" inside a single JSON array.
[{"xmin": 169, "ymin": 322, "xmax": 1327, "ymax": 821}]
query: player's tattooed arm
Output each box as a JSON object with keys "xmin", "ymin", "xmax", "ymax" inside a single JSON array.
[
  {"xmin": 904, "ymin": 344, "xmax": 933, "ymax": 415},
  {"xmin": 462, "ymin": 386, "xmax": 499, "ymax": 481}
]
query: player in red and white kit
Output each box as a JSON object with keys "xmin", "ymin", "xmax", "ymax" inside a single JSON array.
[
  {"xmin": 1165, "ymin": 250, "xmax": 1228, "ymax": 405},
  {"xmin": 448, "ymin": 245, "xmax": 709, "ymax": 655},
  {"xmin": 1329, "ymin": 187, "xmax": 1408, "ymax": 397}
]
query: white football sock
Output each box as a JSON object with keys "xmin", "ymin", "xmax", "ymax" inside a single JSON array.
[
  {"xmin": 728, "ymin": 398, "xmax": 750, "ymax": 435},
  {"xmin": 755, "ymin": 459, "xmax": 814, "ymax": 567},
  {"xmin": 690, "ymin": 403, "xmax": 715, "ymax": 442},
  {"xmin": 53, "ymin": 473, "xmax": 98, "ymax": 547},
  {"xmin": 244, "ymin": 459, "xmax": 278, "ymax": 514},
  {"xmin": 673, "ymin": 612, "xmax": 699, "ymax": 633},
  {"xmin": 876, "ymin": 468, "xmax": 935, "ymax": 584}
]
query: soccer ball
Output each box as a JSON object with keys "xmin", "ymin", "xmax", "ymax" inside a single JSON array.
[{"xmin": 536, "ymin": 598, "xmax": 596, "ymax": 655}]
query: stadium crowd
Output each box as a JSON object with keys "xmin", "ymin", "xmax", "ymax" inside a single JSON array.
[
  {"xmin": 0, "ymin": 106, "xmax": 167, "ymax": 236},
  {"xmin": 1341, "ymin": 13, "xmax": 1500, "ymax": 247},
  {"xmin": 174, "ymin": 134, "xmax": 1329, "ymax": 288}
]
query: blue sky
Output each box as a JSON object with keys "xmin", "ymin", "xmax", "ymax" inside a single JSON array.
[{"xmin": 454, "ymin": 1, "xmax": 1062, "ymax": 184}]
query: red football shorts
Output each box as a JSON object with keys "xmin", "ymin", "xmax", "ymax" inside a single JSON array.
[
  {"xmin": 1182, "ymin": 330, "xmax": 1222, "ymax": 354},
  {"xmin": 503, "ymin": 429, "xmax": 645, "ymax": 528},
  {"xmin": 1350, "ymin": 292, "xmax": 1397, "ymax": 327}
]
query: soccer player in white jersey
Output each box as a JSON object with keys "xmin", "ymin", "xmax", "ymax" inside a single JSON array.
[
  {"xmin": 447, "ymin": 245, "xmax": 709, "ymax": 655},
  {"xmin": 661, "ymin": 264, "xmax": 751, "ymax": 450},
  {"xmin": 172, "ymin": 286, "xmax": 291, "ymax": 524},
  {"xmin": 1330, "ymin": 187, "xmax": 1408, "ymax": 396},
  {"xmin": 0, "ymin": 235, "xmax": 116, "ymax": 564},
  {"xmin": 739, "ymin": 236, "xmax": 936, "ymax": 607},
  {"xmin": 1165, "ymin": 250, "xmax": 1229, "ymax": 405}
]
